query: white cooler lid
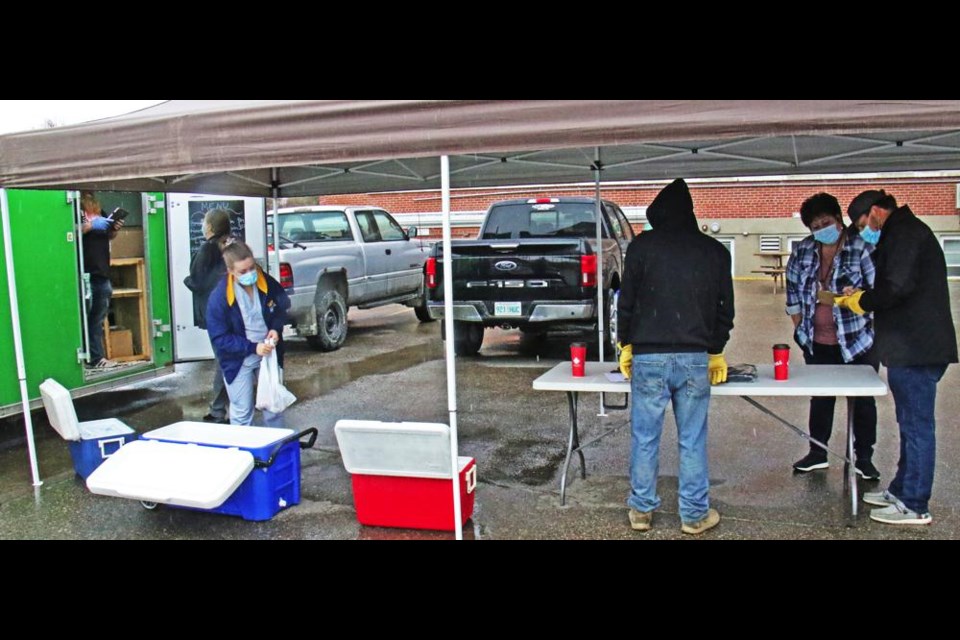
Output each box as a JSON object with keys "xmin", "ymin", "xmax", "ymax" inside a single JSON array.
[
  {"xmin": 77, "ymin": 418, "xmax": 135, "ymax": 439},
  {"xmin": 142, "ymin": 422, "xmax": 293, "ymax": 448},
  {"xmin": 335, "ymin": 419, "xmax": 458, "ymax": 479},
  {"xmin": 39, "ymin": 378, "xmax": 81, "ymax": 441},
  {"xmin": 86, "ymin": 439, "xmax": 254, "ymax": 510}
]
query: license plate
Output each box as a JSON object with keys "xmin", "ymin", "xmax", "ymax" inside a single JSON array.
[{"xmin": 494, "ymin": 302, "xmax": 522, "ymax": 316}]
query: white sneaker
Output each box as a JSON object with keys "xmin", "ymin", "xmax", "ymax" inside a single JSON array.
[
  {"xmin": 862, "ymin": 489, "xmax": 897, "ymax": 507},
  {"xmin": 869, "ymin": 501, "xmax": 932, "ymax": 525}
]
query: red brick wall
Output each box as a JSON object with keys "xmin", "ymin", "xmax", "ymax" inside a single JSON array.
[
  {"xmin": 316, "ymin": 178, "xmax": 959, "ymax": 239},
  {"xmin": 318, "ymin": 178, "xmax": 957, "ymax": 217}
]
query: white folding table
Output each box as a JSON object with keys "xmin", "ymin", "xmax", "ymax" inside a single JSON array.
[{"xmin": 532, "ymin": 362, "xmax": 887, "ymax": 523}]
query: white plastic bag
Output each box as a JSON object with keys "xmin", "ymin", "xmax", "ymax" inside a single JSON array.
[{"xmin": 255, "ymin": 349, "xmax": 297, "ymax": 414}]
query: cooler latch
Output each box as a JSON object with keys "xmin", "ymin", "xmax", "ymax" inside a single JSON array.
[
  {"xmin": 465, "ymin": 464, "xmax": 477, "ymax": 494},
  {"xmin": 98, "ymin": 437, "xmax": 127, "ymax": 459}
]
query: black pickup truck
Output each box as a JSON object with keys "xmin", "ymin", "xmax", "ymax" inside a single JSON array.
[{"xmin": 425, "ymin": 197, "xmax": 635, "ymax": 355}]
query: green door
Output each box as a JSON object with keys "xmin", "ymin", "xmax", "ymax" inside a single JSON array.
[
  {"xmin": 0, "ymin": 190, "xmax": 85, "ymax": 408},
  {"xmin": 144, "ymin": 192, "xmax": 173, "ymax": 366}
]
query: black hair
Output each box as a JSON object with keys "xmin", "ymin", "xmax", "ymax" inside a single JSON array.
[
  {"xmin": 799, "ymin": 192, "xmax": 843, "ymax": 228},
  {"xmin": 875, "ymin": 193, "xmax": 898, "ymax": 211}
]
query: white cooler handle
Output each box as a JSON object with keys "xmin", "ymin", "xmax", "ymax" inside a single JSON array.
[
  {"xmin": 465, "ymin": 464, "xmax": 477, "ymax": 494},
  {"xmin": 99, "ymin": 437, "xmax": 127, "ymax": 459}
]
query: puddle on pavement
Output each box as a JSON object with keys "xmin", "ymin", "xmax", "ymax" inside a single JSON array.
[{"xmin": 284, "ymin": 341, "xmax": 445, "ymax": 399}]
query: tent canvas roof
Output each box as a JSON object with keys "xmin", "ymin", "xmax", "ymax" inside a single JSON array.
[{"xmin": 2, "ymin": 100, "xmax": 960, "ymax": 196}]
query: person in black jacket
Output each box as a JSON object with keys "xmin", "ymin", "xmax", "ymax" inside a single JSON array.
[
  {"xmin": 617, "ymin": 178, "xmax": 735, "ymax": 535},
  {"xmin": 80, "ymin": 191, "xmax": 124, "ymax": 369},
  {"xmin": 184, "ymin": 208, "xmax": 234, "ymax": 424},
  {"xmin": 837, "ymin": 190, "xmax": 958, "ymax": 525}
]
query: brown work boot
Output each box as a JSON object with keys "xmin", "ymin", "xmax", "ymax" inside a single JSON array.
[
  {"xmin": 628, "ymin": 508, "xmax": 654, "ymax": 531},
  {"xmin": 680, "ymin": 508, "xmax": 720, "ymax": 535}
]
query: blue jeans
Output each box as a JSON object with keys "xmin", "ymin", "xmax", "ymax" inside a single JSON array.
[
  {"xmin": 223, "ymin": 354, "xmax": 285, "ymax": 428},
  {"xmin": 209, "ymin": 355, "xmax": 229, "ymax": 419},
  {"xmin": 886, "ymin": 365, "xmax": 947, "ymax": 514},
  {"xmin": 86, "ymin": 275, "xmax": 112, "ymax": 363},
  {"xmin": 627, "ymin": 352, "xmax": 711, "ymax": 524}
]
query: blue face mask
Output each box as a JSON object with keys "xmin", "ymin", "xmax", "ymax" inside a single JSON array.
[
  {"xmin": 860, "ymin": 226, "xmax": 881, "ymax": 245},
  {"xmin": 237, "ymin": 270, "xmax": 258, "ymax": 287},
  {"xmin": 813, "ymin": 224, "xmax": 841, "ymax": 245}
]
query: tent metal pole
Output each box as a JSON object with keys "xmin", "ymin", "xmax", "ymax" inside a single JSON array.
[
  {"xmin": 1, "ymin": 188, "xmax": 42, "ymax": 487},
  {"xmin": 594, "ymin": 149, "xmax": 608, "ymax": 417},
  {"xmin": 440, "ymin": 156, "xmax": 464, "ymax": 541}
]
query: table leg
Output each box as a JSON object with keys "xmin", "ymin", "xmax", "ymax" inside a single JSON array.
[
  {"xmin": 740, "ymin": 397, "xmax": 850, "ymax": 464},
  {"xmin": 846, "ymin": 397, "xmax": 858, "ymax": 524},
  {"xmin": 560, "ymin": 391, "xmax": 584, "ymax": 506}
]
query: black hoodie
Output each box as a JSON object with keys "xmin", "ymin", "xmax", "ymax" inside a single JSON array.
[
  {"xmin": 617, "ymin": 179, "xmax": 735, "ymax": 354},
  {"xmin": 859, "ymin": 205, "xmax": 958, "ymax": 366}
]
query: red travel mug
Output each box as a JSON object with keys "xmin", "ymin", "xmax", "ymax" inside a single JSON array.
[
  {"xmin": 570, "ymin": 342, "xmax": 586, "ymax": 377},
  {"xmin": 773, "ymin": 343, "xmax": 790, "ymax": 380}
]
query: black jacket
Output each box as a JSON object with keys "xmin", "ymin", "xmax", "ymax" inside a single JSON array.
[
  {"xmin": 184, "ymin": 234, "xmax": 229, "ymax": 329},
  {"xmin": 618, "ymin": 179, "xmax": 734, "ymax": 354},
  {"xmin": 860, "ymin": 205, "xmax": 957, "ymax": 367}
]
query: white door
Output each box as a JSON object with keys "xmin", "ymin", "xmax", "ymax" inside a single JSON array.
[{"xmin": 168, "ymin": 193, "xmax": 266, "ymax": 360}]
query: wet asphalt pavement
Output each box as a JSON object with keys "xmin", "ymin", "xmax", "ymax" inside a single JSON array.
[{"xmin": 2, "ymin": 282, "xmax": 960, "ymax": 540}]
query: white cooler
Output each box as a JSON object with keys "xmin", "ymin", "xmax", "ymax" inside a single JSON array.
[{"xmin": 86, "ymin": 421, "xmax": 317, "ymax": 521}]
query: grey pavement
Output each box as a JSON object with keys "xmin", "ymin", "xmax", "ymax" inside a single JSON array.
[{"xmin": 2, "ymin": 282, "xmax": 959, "ymax": 540}]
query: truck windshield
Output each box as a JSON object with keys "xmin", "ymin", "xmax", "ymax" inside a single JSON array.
[{"xmin": 480, "ymin": 203, "xmax": 608, "ymax": 240}]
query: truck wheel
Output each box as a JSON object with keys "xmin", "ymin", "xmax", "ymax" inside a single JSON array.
[
  {"xmin": 306, "ymin": 289, "xmax": 348, "ymax": 352},
  {"xmin": 413, "ymin": 284, "xmax": 436, "ymax": 322},
  {"xmin": 414, "ymin": 303, "xmax": 434, "ymax": 323},
  {"xmin": 441, "ymin": 320, "xmax": 484, "ymax": 356},
  {"xmin": 602, "ymin": 288, "xmax": 619, "ymax": 359},
  {"xmin": 414, "ymin": 277, "xmax": 436, "ymax": 323}
]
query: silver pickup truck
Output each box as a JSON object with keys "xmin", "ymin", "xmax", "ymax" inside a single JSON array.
[{"xmin": 268, "ymin": 205, "xmax": 433, "ymax": 351}]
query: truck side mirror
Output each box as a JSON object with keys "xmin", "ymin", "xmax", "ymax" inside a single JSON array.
[{"xmin": 407, "ymin": 226, "xmax": 418, "ymax": 239}]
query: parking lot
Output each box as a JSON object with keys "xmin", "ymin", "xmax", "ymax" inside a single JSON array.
[{"xmin": 2, "ymin": 280, "xmax": 959, "ymax": 540}]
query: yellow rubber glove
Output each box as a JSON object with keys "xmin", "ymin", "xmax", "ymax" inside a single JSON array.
[
  {"xmin": 618, "ymin": 343, "xmax": 633, "ymax": 379},
  {"xmin": 707, "ymin": 353, "xmax": 727, "ymax": 385},
  {"xmin": 834, "ymin": 289, "xmax": 866, "ymax": 315}
]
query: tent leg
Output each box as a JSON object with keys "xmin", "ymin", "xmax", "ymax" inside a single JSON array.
[
  {"xmin": 594, "ymin": 149, "xmax": 608, "ymax": 418},
  {"xmin": 441, "ymin": 156, "xmax": 464, "ymax": 541},
  {"xmin": 1, "ymin": 188, "xmax": 42, "ymax": 487}
]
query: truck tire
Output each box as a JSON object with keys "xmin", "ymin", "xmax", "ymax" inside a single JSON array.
[
  {"xmin": 306, "ymin": 289, "xmax": 348, "ymax": 352},
  {"xmin": 414, "ymin": 303, "xmax": 434, "ymax": 323},
  {"xmin": 441, "ymin": 320, "xmax": 484, "ymax": 356},
  {"xmin": 602, "ymin": 288, "xmax": 619, "ymax": 359},
  {"xmin": 414, "ymin": 285, "xmax": 435, "ymax": 323}
]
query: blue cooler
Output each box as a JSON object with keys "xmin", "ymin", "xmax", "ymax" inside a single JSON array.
[
  {"xmin": 39, "ymin": 378, "xmax": 136, "ymax": 479},
  {"xmin": 86, "ymin": 422, "xmax": 317, "ymax": 521}
]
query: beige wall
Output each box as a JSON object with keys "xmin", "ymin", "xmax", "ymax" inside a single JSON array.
[{"xmin": 712, "ymin": 215, "xmax": 960, "ymax": 279}]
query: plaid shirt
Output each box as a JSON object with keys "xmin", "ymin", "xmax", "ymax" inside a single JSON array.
[{"xmin": 785, "ymin": 228, "xmax": 875, "ymax": 361}]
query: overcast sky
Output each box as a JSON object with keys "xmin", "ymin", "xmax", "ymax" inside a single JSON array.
[{"xmin": 0, "ymin": 100, "xmax": 166, "ymax": 135}]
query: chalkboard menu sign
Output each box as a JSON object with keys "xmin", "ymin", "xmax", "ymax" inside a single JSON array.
[{"xmin": 188, "ymin": 200, "xmax": 246, "ymax": 259}]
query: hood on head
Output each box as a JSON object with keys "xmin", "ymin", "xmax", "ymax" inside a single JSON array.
[{"xmin": 646, "ymin": 178, "xmax": 697, "ymax": 232}]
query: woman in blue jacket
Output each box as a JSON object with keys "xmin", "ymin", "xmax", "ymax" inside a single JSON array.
[{"xmin": 205, "ymin": 241, "xmax": 291, "ymax": 426}]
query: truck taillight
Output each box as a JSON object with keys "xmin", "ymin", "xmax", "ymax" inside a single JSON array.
[
  {"xmin": 581, "ymin": 255, "xmax": 597, "ymax": 287},
  {"xmin": 279, "ymin": 263, "xmax": 294, "ymax": 289},
  {"xmin": 527, "ymin": 197, "xmax": 559, "ymax": 204},
  {"xmin": 426, "ymin": 257, "xmax": 437, "ymax": 289}
]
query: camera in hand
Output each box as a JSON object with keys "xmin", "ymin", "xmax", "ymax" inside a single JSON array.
[{"xmin": 109, "ymin": 207, "xmax": 130, "ymax": 223}]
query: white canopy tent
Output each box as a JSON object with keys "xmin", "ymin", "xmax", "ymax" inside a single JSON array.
[{"xmin": 4, "ymin": 100, "xmax": 960, "ymax": 538}]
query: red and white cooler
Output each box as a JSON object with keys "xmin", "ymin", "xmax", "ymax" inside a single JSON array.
[{"xmin": 334, "ymin": 420, "xmax": 476, "ymax": 531}]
